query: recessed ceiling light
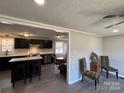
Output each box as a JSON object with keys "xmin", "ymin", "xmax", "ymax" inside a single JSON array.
[
  {"xmin": 57, "ymin": 35, "xmax": 61, "ymax": 38},
  {"xmin": 113, "ymin": 29, "xmax": 119, "ymax": 33},
  {"xmin": 24, "ymin": 33, "xmax": 29, "ymax": 37},
  {"xmin": 1, "ymin": 21, "xmax": 12, "ymax": 24},
  {"xmin": 56, "ymin": 34, "xmax": 62, "ymax": 38},
  {"xmin": 34, "ymin": 0, "xmax": 45, "ymax": 5}
]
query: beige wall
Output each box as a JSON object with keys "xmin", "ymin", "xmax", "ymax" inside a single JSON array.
[
  {"xmin": 103, "ymin": 35, "xmax": 124, "ymax": 77},
  {"xmin": 69, "ymin": 31, "xmax": 103, "ymax": 84}
]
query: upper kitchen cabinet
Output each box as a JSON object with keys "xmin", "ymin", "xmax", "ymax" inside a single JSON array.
[
  {"xmin": 14, "ymin": 38, "xmax": 53, "ymax": 49},
  {"xmin": 15, "ymin": 38, "xmax": 30, "ymax": 49}
]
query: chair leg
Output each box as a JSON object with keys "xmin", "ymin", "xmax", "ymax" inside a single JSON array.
[
  {"xmin": 57, "ymin": 65, "xmax": 59, "ymax": 76},
  {"xmin": 23, "ymin": 67, "xmax": 26, "ymax": 84},
  {"xmin": 97, "ymin": 78, "xmax": 99, "ymax": 83},
  {"xmin": 30, "ymin": 77, "xmax": 32, "ymax": 83},
  {"xmin": 12, "ymin": 82, "xmax": 15, "ymax": 88},
  {"xmin": 38, "ymin": 67, "xmax": 41, "ymax": 80},
  {"xmin": 54, "ymin": 64, "xmax": 56, "ymax": 72},
  {"xmin": 95, "ymin": 79, "xmax": 97, "ymax": 90},
  {"xmin": 81, "ymin": 75, "xmax": 84, "ymax": 82},
  {"xmin": 106, "ymin": 71, "xmax": 109, "ymax": 79},
  {"xmin": 39, "ymin": 75, "xmax": 41, "ymax": 80},
  {"xmin": 24, "ymin": 79, "xmax": 26, "ymax": 84},
  {"xmin": 24, "ymin": 71, "xmax": 26, "ymax": 84},
  {"xmin": 101, "ymin": 68, "xmax": 103, "ymax": 73},
  {"xmin": 116, "ymin": 71, "xmax": 118, "ymax": 79}
]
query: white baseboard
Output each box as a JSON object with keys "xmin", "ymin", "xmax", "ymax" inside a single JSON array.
[
  {"xmin": 68, "ymin": 71, "xmax": 124, "ymax": 85},
  {"xmin": 109, "ymin": 72, "xmax": 124, "ymax": 78},
  {"xmin": 102, "ymin": 70, "xmax": 124, "ymax": 78}
]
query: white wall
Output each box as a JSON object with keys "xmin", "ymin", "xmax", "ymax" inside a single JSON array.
[
  {"xmin": 69, "ymin": 31, "xmax": 103, "ymax": 84},
  {"xmin": 103, "ymin": 35, "xmax": 124, "ymax": 77}
]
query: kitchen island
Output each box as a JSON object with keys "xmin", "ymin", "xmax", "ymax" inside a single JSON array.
[
  {"xmin": 9, "ymin": 55, "xmax": 43, "ymax": 88},
  {"xmin": 0, "ymin": 53, "xmax": 54, "ymax": 70}
]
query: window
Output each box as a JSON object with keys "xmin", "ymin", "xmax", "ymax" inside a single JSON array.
[
  {"xmin": 55, "ymin": 41, "xmax": 64, "ymax": 54},
  {"xmin": 2, "ymin": 38, "xmax": 14, "ymax": 51}
]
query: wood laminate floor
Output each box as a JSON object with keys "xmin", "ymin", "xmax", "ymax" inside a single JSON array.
[{"xmin": 0, "ymin": 64, "xmax": 124, "ymax": 93}]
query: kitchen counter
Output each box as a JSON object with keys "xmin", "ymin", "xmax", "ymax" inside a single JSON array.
[
  {"xmin": 9, "ymin": 55, "xmax": 43, "ymax": 62},
  {"xmin": 0, "ymin": 52, "xmax": 54, "ymax": 70},
  {"xmin": 0, "ymin": 52, "xmax": 54, "ymax": 58}
]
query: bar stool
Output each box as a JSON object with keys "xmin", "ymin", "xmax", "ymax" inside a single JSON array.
[
  {"xmin": 29, "ymin": 60, "xmax": 41, "ymax": 83},
  {"xmin": 11, "ymin": 62, "xmax": 27, "ymax": 88}
]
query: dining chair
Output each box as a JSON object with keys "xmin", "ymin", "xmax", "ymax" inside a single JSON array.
[
  {"xmin": 101, "ymin": 56, "xmax": 118, "ymax": 79},
  {"xmin": 90, "ymin": 52, "xmax": 99, "ymax": 71},
  {"xmin": 80, "ymin": 58, "xmax": 100, "ymax": 89}
]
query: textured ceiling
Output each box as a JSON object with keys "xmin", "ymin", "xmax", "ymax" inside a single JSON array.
[{"xmin": 0, "ymin": 0, "xmax": 124, "ymax": 36}]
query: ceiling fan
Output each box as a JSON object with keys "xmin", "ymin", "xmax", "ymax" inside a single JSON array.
[{"xmin": 103, "ymin": 14, "xmax": 124, "ymax": 29}]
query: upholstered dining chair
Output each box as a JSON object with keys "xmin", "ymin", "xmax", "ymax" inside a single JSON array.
[
  {"xmin": 90, "ymin": 52, "xmax": 99, "ymax": 71},
  {"xmin": 90, "ymin": 52, "xmax": 99, "ymax": 63},
  {"xmin": 79, "ymin": 58, "xmax": 100, "ymax": 89},
  {"xmin": 101, "ymin": 56, "xmax": 118, "ymax": 79}
]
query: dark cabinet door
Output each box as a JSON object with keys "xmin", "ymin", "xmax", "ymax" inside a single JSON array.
[
  {"xmin": 39, "ymin": 40, "xmax": 52, "ymax": 48},
  {"xmin": 0, "ymin": 57, "xmax": 12, "ymax": 70},
  {"xmin": 44, "ymin": 40, "xmax": 52, "ymax": 48},
  {"xmin": 15, "ymin": 38, "xmax": 52, "ymax": 49},
  {"xmin": 30, "ymin": 39, "xmax": 41, "ymax": 44},
  {"xmin": 15, "ymin": 38, "xmax": 30, "ymax": 49},
  {"xmin": 0, "ymin": 55, "xmax": 29, "ymax": 71},
  {"xmin": 43, "ymin": 54, "xmax": 52, "ymax": 64}
]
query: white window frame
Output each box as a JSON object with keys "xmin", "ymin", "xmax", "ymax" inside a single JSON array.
[
  {"xmin": 2, "ymin": 38, "xmax": 13, "ymax": 52},
  {"xmin": 55, "ymin": 41, "xmax": 64, "ymax": 54}
]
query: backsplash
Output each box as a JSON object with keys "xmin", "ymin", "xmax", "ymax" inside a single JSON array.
[{"xmin": 0, "ymin": 49, "xmax": 55, "ymax": 57}]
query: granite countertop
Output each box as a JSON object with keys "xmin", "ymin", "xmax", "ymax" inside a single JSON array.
[{"xmin": 9, "ymin": 55, "xmax": 43, "ymax": 62}]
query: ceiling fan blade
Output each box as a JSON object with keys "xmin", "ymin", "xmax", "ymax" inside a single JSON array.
[
  {"xmin": 115, "ymin": 21, "xmax": 124, "ymax": 25},
  {"xmin": 103, "ymin": 14, "xmax": 124, "ymax": 19},
  {"xmin": 103, "ymin": 15, "xmax": 116, "ymax": 19},
  {"xmin": 105, "ymin": 25, "xmax": 115, "ymax": 29},
  {"xmin": 118, "ymin": 14, "xmax": 124, "ymax": 17},
  {"xmin": 105, "ymin": 21, "xmax": 124, "ymax": 29}
]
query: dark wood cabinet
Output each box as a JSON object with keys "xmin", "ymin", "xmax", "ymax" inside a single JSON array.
[
  {"xmin": 43, "ymin": 54, "xmax": 52, "ymax": 64},
  {"xmin": 15, "ymin": 38, "xmax": 30, "ymax": 49},
  {"xmin": 0, "ymin": 55, "xmax": 27, "ymax": 70},
  {"xmin": 30, "ymin": 39, "xmax": 52, "ymax": 48},
  {"xmin": 30, "ymin": 39, "xmax": 41, "ymax": 44},
  {"xmin": 0, "ymin": 57, "xmax": 12, "ymax": 70},
  {"xmin": 40, "ymin": 40, "xmax": 52, "ymax": 48},
  {"xmin": 15, "ymin": 38, "xmax": 52, "ymax": 49}
]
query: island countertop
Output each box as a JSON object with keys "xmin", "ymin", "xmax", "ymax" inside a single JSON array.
[{"xmin": 9, "ymin": 55, "xmax": 43, "ymax": 62}]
